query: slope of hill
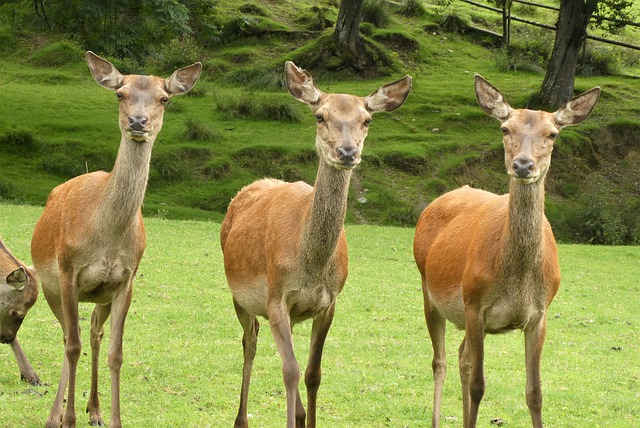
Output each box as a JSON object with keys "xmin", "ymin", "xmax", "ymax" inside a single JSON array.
[{"xmin": 0, "ymin": 1, "xmax": 639, "ymax": 244}]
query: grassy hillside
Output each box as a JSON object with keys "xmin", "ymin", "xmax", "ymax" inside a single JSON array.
[
  {"xmin": 0, "ymin": 203, "xmax": 638, "ymax": 426},
  {"xmin": 0, "ymin": 1, "xmax": 639, "ymax": 243}
]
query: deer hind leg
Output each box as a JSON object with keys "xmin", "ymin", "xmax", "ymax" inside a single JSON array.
[
  {"xmin": 232, "ymin": 299, "xmax": 260, "ymax": 428},
  {"xmin": 9, "ymin": 337, "xmax": 42, "ymax": 386},
  {"xmin": 423, "ymin": 285, "xmax": 447, "ymax": 428},
  {"xmin": 267, "ymin": 299, "xmax": 302, "ymax": 428},
  {"xmin": 524, "ymin": 316, "xmax": 547, "ymax": 428},
  {"xmin": 105, "ymin": 285, "xmax": 133, "ymax": 428},
  {"xmin": 87, "ymin": 303, "xmax": 111, "ymax": 427},
  {"xmin": 59, "ymin": 272, "xmax": 82, "ymax": 428},
  {"xmin": 304, "ymin": 303, "xmax": 336, "ymax": 428}
]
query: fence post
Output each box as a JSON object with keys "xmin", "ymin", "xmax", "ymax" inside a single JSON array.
[{"xmin": 502, "ymin": 3, "xmax": 511, "ymax": 46}]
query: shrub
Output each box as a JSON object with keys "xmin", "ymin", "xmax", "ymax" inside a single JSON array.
[
  {"xmin": 363, "ymin": 0, "xmax": 391, "ymax": 28},
  {"xmin": 0, "ymin": 130, "xmax": 39, "ymax": 154},
  {"xmin": 401, "ymin": 0, "xmax": 426, "ymax": 17},
  {"xmin": 148, "ymin": 37, "xmax": 201, "ymax": 73},
  {"xmin": 30, "ymin": 41, "xmax": 84, "ymax": 67},
  {"xmin": 215, "ymin": 93, "xmax": 302, "ymax": 122},
  {"xmin": 184, "ymin": 118, "xmax": 224, "ymax": 142}
]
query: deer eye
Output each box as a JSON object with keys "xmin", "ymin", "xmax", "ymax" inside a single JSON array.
[
  {"xmin": 364, "ymin": 118, "xmax": 372, "ymax": 127},
  {"xmin": 501, "ymin": 127, "xmax": 509, "ymax": 135},
  {"xmin": 315, "ymin": 114, "xmax": 324, "ymax": 123},
  {"xmin": 160, "ymin": 97, "xmax": 169, "ymax": 104},
  {"xmin": 549, "ymin": 132, "xmax": 558, "ymax": 140},
  {"xmin": 116, "ymin": 92, "xmax": 124, "ymax": 101}
]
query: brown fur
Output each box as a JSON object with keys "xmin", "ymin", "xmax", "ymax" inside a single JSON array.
[
  {"xmin": 30, "ymin": 51, "xmax": 200, "ymax": 428},
  {"xmin": 0, "ymin": 237, "xmax": 40, "ymax": 385},
  {"xmin": 221, "ymin": 61, "xmax": 411, "ymax": 428},
  {"xmin": 413, "ymin": 75, "xmax": 600, "ymax": 428}
]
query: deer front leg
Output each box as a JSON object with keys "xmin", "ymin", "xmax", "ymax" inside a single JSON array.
[
  {"xmin": 268, "ymin": 299, "xmax": 303, "ymax": 428},
  {"xmin": 43, "ymin": 291, "xmax": 69, "ymax": 428},
  {"xmin": 524, "ymin": 315, "xmax": 547, "ymax": 428},
  {"xmin": 305, "ymin": 303, "xmax": 336, "ymax": 428},
  {"xmin": 87, "ymin": 303, "xmax": 111, "ymax": 426},
  {"xmin": 60, "ymin": 274, "xmax": 82, "ymax": 428},
  {"xmin": 233, "ymin": 299, "xmax": 260, "ymax": 428},
  {"xmin": 462, "ymin": 306, "xmax": 486, "ymax": 428},
  {"xmin": 9, "ymin": 337, "xmax": 41, "ymax": 386},
  {"xmin": 105, "ymin": 285, "xmax": 133, "ymax": 428}
]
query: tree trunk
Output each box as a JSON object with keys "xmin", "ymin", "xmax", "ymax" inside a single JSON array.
[
  {"xmin": 538, "ymin": 0, "xmax": 599, "ymax": 109},
  {"xmin": 333, "ymin": 0, "xmax": 364, "ymax": 56}
]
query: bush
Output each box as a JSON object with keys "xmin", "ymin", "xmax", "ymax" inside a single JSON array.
[
  {"xmin": 0, "ymin": 130, "xmax": 39, "ymax": 154},
  {"xmin": 148, "ymin": 37, "xmax": 201, "ymax": 73},
  {"xmin": 30, "ymin": 41, "xmax": 84, "ymax": 67},
  {"xmin": 401, "ymin": 0, "xmax": 426, "ymax": 17},
  {"xmin": 215, "ymin": 93, "xmax": 302, "ymax": 122},
  {"xmin": 184, "ymin": 118, "xmax": 224, "ymax": 142},
  {"xmin": 362, "ymin": 0, "xmax": 391, "ymax": 28}
]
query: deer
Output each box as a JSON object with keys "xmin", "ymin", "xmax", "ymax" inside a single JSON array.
[
  {"xmin": 1, "ymin": 237, "xmax": 40, "ymax": 386},
  {"xmin": 30, "ymin": 51, "xmax": 201, "ymax": 428},
  {"xmin": 413, "ymin": 75, "xmax": 600, "ymax": 428},
  {"xmin": 220, "ymin": 61, "xmax": 411, "ymax": 428}
]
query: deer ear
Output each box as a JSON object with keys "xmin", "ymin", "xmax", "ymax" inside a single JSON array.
[
  {"xmin": 165, "ymin": 62, "xmax": 202, "ymax": 96},
  {"xmin": 285, "ymin": 61, "xmax": 323, "ymax": 105},
  {"xmin": 86, "ymin": 51, "xmax": 124, "ymax": 90},
  {"xmin": 554, "ymin": 87, "xmax": 600, "ymax": 127},
  {"xmin": 6, "ymin": 266, "xmax": 27, "ymax": 291},
  {"xmin": 475, "ymin": 74, "xmax": 511, "ymax": 121},
  {"xmin": 365, "ymin": 75, "xmax": 412, "ymax": 113}
]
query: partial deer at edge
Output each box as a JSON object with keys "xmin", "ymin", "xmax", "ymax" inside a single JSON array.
[
  {"xmin": 31, "ymin": 51, "xmax": 201, "ymax": 428},
  {"xmin": 1, "ymin": 237, "xmax": 40, "ymax": 385},
  {"xmin": 220, "ymin": 61, "xmax": 411, "ymax": 428},
  {"xmin": 413, "ymin": 75, "xmax": 600, "ymax": 428}
]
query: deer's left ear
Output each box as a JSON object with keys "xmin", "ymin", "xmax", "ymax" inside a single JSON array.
[
  {"xmin": 554, "ymin": 87, "xmax": 601, "ymax": 127},
  {"xmin": 365, "ymin": 75, "xmax": 412, "ymax": 113},
  {"xmin": 475, "ymin": 74, "xmax": 512, "ymax": 121},
  {"xmin": 285, "ymin": 61, "xmax": 324, "ymax": 106},
  {"xmin": 86, "ymin": 51, "xmax": 124, "ymax": 90},
  {"xmin": 6, "ymin": 266, "xmax": 27, "ymax": 291},
  {"xmin": 165, "ymin": 62, "xmax": 203, "ymax": 96}
]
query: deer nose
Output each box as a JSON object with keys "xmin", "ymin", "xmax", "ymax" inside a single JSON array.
[
  {"xmin": 336, "ymin": 146, "xmax": 358, "ymax": 163},
  {"xmin": 512, "ymin": 158, "xmax": 534, "ymax": 177},
  {"xmin": 128, "ymin": 115, "xmax": 148, "ymax": 131}
]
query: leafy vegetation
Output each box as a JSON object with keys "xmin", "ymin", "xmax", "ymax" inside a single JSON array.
[
  {"xmin": 0, "ymin": 203, "xmax": 638, "ymax": 426},
  {"xmin": 0, "ymin": 0, "xmax": 639, "ymax": 243}
]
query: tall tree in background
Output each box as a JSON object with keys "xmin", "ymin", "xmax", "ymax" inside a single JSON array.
[
  {"xmin": 333, "ymin": 0, "xmax": 364, "ymax": 59},
  {"xmin": 539, "ymin": 0, "xmax": 633, "ymax": 108},
  {"xmin": 538, "ymin": 0, "xmax": 599, "ymax": 109}
]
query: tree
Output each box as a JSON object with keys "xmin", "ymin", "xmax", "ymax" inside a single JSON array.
[
  {"xmin": 333, "ymin": 0, "xmax": 364, "ymax": 59},
  {"xmin": 539, "ymin": 0, "xmax": 633, "ymax": 108}
]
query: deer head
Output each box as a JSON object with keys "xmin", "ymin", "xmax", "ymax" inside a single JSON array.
[
  {"xmin": 285, "ymin": 61, "xmax": 412, "ymax": 170},
  {"xmin": 86, "ymin": 51, "xmax": 202, "ymax": 144},
  {"xmin": 0, "ymin": 265, "xmax": 38, "ymax": 344},
  {"xmin": 475, "ymin": 74, "xmax": 600, "ymax": 184}
]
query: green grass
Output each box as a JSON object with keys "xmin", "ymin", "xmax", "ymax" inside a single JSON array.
[{"xmin": 0, "ymin": 203, "xmax": 638, "ymax": 427}]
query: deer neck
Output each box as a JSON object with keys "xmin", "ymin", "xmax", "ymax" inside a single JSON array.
[
  {"xmin": 97, "ymin": 136, "xmax": 154, "ymax": 232},
  {"xmin": 300, "ymin": 157, "xmax": 352, "ymax": 271},
  {"xmin": 502, "ymin": 178, "xmax": 546, "ymax": 275}
]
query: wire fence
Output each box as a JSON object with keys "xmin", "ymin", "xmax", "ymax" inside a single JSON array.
[{"xmin": 459, "ymin": 0, "xmax": 640, "ymax": 52}]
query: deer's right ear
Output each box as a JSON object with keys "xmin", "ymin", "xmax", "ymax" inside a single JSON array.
[
  {"xmin": 86, "ymin": 51, "xmax": 124, "ymax": 90},
  {"xmin": 285, "ymin": 61, "xmax": 323, "ymax": 105},
  {"xmin": 6, "ymin": 266, "xmax": 27, "ymax": 291},
  {"xmin": 474, "ymin": 74, "xmax": 511, "ymax": 121}
]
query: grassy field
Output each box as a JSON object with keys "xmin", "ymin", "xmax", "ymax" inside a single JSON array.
[{"xmin": 0, "ymin": 203, "xmax": 638, "ymax": 427}]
